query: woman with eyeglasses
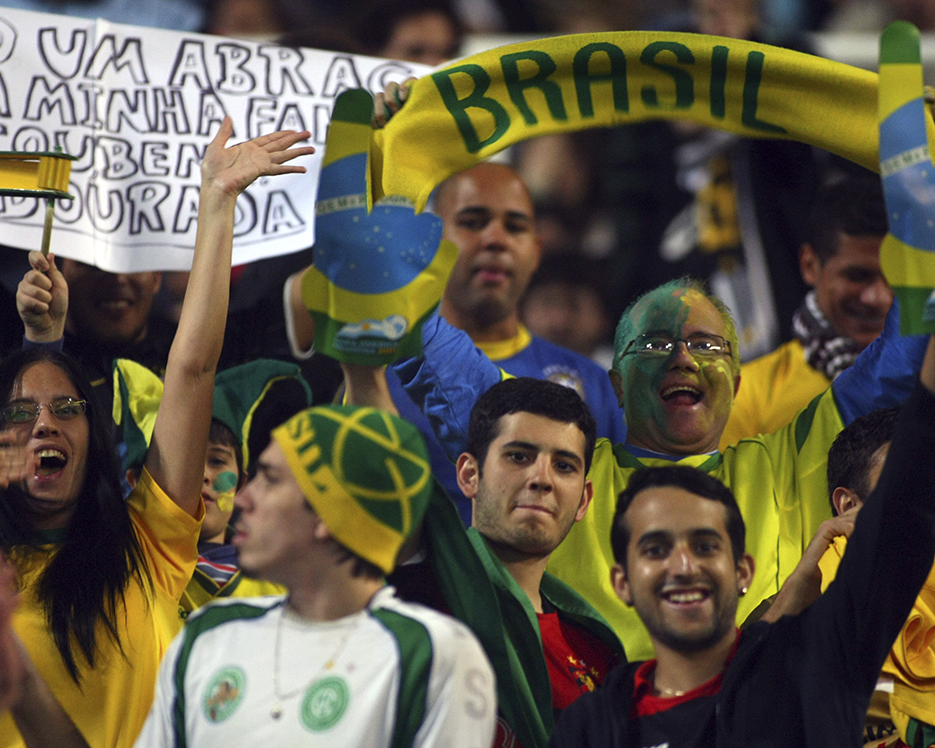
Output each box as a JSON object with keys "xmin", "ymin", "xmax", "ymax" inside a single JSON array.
[{"xmin": 0, "ymin": 121, "xmax": 313, "ymax": 748}]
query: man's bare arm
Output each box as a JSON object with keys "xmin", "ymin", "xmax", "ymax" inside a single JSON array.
[{"xmin": 341, "ymin": 363, "xmax": 399, "ymax": 415}]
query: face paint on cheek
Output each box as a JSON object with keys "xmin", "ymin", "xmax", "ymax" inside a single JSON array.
[
  {"xmin": 621, "ymin": 356, "xmax": 670, "ymax": 432},
  {"xmin": 213, "ymin": 471, "xmax": 238, "ymax": 512},
  {"xmin": 699, "ymin": 358, "xmax": 736, "ymax": 417}
]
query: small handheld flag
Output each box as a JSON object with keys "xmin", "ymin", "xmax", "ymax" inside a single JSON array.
[
  {"xmin": 301, "ymin": 88, "xmax": 458, "ymax": 365},
  {"xmin": 878, "ymin": 21, "xmax": 935, "ymax": 333}
]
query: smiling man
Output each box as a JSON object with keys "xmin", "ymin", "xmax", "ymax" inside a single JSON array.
[
  {"xmin": 549, "ymin": 331, "xmax": 935, "ymax": 746},
  {"xmin": 721, "ymin": 174, "xmax": 891, "ymax": 447},
  {"xmin": 608, "ymin": 282, "xmax": 740, "ymax": 456}
]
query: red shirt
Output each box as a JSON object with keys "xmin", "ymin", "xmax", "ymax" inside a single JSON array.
[
  {"xmin": 537, "ymin": 611, "xmax": 618, "ymax": 711},
  {"xmin": 631, "ymin": 631, "xmax": 741, "ymax": 718}
]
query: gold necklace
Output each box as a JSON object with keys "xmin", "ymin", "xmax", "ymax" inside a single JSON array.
[
  {"xmin": 270, "ymin": 605, "xmax": 357, "ymax": 720},
  {"xmin": 653, "ymin": 669, "xmax": 688, "ymax": 698},
  {"xmin": 654, "ymin": 684, "xmax": 688, "ymax": 698}
]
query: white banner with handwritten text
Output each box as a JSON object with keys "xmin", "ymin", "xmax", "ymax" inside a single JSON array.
[{"xmin": 0, "ymin": 7, "xmax": 428, "ymax": 271}]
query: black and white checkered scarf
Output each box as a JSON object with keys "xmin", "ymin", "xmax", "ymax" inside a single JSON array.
[{"xmin": 792, "ymin": 291, "xmax": 862, "ymax": 381}]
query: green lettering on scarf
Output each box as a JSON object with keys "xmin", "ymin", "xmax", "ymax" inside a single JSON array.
[
  {"xmin": 500, "ymin": 50, "xmax": 567, "ymax": 125},
  {"xmin": 432, "ymin": 64, "xmax": 511, "ymax": 153},
  {"xmin": 640, "ymin": 41, "xmax": 695, "ymax": 109},
  {"xmin": 710, "ymin": 45, "xmax": 729, "ymax": 119},
  {"xmin": 573, "ymin": 42, "xmax": 629, "ymax": 118},
  {"xmin": 741, "ymin": 51, "xmax": 786, "ymax": 133}
]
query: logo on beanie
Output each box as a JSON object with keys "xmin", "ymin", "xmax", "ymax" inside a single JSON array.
[{"xmin": 282, "ymin": 406, "xmax": 431, "ymax": 538}]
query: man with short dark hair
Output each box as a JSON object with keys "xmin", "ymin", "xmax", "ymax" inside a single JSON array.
[
  {"xmin": 549, "ymin": 336, "xmax": 935, "ymax": 746},
  {"xmin": 797, "ymin": 405, "xmax": 935, "ymax": 746},
  {"xmin": 343, "ymin": 368, "xmax": 624, "ymax": 748},
  {"xmin": 721, "ymin": 174, "xmax": 892, "ymax": 447},
  {"xmin": 135, "ymin": 404, "xmax": 496, "ymax": 748},
  {"xmin": 379, "ymin": 162, "xmax": 626, "ymax": 524}
]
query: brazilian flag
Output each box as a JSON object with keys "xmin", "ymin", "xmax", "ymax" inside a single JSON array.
[
  {"xmin": 879, "ymin": 21, "xmax": 935, "ymax": 334},
  {"xmin": 301, "ymin": 88, "xmax": 458, "ymax": 365}
]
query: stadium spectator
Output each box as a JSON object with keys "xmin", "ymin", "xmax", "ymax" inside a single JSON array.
[
  {"xmin": 0, "ymin": 121, "xmax": 313, "ymax": 748},
  {"xmin": 720, "ymin": 173, "xmax": 891, "ymax": 447},
  {"xmin": 343, "ymin": 367, "xmax": 624, "ymax": 748},
  {"xmin": 135, "ymin": 404, "xmax": 496, "ymax": 747}
]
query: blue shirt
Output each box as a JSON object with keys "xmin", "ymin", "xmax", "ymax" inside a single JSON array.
[{"xmin": 389, "ymin": 322, "xmax": 626, "ymax": 525}]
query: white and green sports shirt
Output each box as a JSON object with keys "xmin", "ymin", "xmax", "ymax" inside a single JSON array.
[{"xmin": 134, "ymin": 588, "xmax": 496, "ymax": 748}]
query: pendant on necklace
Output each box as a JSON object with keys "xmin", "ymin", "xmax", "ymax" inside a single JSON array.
[{"xmin": 271, "ymin": 705, "xmax": 282, "ymax": 720}]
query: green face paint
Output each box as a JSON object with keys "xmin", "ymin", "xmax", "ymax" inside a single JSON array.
[
  {"xmin": 616, "ymin": 287, "xmax": 736, "ymax": 455},
  {"xmin": 213, "ymin": 471, "xmax": 238, "ymax": 513}
]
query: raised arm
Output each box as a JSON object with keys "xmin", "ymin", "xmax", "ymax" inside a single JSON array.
[
  {"xmin": 145, "ymin": 119, "xmax": 313, "ymax": 515},
  {"xmin": 922, "ymin": 335, "xmax": 935, "ymax": 394},
  {"xmin": 342, "ymin": 363, "xmax": 399, "ymax": 414},
  {"xmin": 16, "ymin": 251, "xmax": 67, "ymax": 343}
]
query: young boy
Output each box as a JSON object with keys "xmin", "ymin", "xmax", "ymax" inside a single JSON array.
[{"xmin": 114, "ymin": 357, "xmax": 312, "ymax": 613}]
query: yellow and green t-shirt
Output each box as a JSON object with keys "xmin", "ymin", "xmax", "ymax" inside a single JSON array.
[{"xmin": 548, "ymin": 388, "xmax": 843, "ymax": 661}]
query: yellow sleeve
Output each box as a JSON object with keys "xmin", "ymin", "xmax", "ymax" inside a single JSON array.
[
  {"xmin": 720, "ymin": 342, "xmax": 831, "ymax": 450},
  {"xmin": 817, "ymin": 537, "xmax": 846, "ymax": 594},
  {"xmin": 721, "ymin": 389, "xmax": 840, "ymax": 626},
  {"xmin": 129, "ymin": 467, "xmax": 203, "ymax": 603},
  {"xmin": 889, "ymin": 568, "xmax": 935, "ymax": 690}
]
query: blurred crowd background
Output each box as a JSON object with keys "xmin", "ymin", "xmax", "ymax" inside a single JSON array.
[{"xmin": 0, "ymin": 0, "xmax": 930, "ymax": 378}]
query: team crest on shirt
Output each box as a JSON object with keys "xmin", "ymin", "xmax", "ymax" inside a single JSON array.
[
  {"xmin": 203, "ymin": 667, "xmax": 246, "ymax": 723},
  {"xmin": 301, "ymin": 676, "xmax": 350, "ymax": 731},
  {"xmin": 567, "ymin": 655, "xmax": 599, "ymax": 692},
  {"xmin": 543, "ymin": 365, "xmax": 585, "ymax": 400}
]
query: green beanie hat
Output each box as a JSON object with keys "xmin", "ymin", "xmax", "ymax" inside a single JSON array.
[
  {"xmin": 272, "ymin": 405, "xmax": 432, "ymax": 574},
  {"xmin": 212, "ymin": 359, "xmax": 312, "ymax": 471}
]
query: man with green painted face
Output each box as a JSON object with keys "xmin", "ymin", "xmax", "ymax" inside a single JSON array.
[{"xmin": 389, "ymin": 276, "xmax": 927, "ymax": 660}]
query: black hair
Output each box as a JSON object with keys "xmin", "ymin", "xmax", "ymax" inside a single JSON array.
[
  {"xmin": 0, "ymin": 349, "xmax": 151, "ymax": 683},
  {"xmin": 611, "ymin": 466, "xmax": 746, "ymax": 568},
  {"xmin": 333, "ymin": 544, "xmax": 386, "ymax": 580},
  {"xmin": 354, "ymin": 0, "xmax": 462, "ymax": 57},
  {"xmin": 827, "ymin": 406, "xmax": 899, "ymax": 514},
  {"xmin": 209, "ymin": 419, "xmax": 244, "ymax": 485},
  {"xmin": 301, "ymin": 502, "xmax": 384, "ymax": 580},
  {"xmin": 807, "ymin": 172, "xmax": 888, "ymax": 263},
  {"xmin": 466, "ymin": 377, "xmax": 597, "ymax": 474}
]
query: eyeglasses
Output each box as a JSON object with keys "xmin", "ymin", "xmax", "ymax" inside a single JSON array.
[
  {"xmin": 620, "ymin": 333, "xmax": 733, "ymax": 358},
  {"xmin": 2, "ymin": 398, "xmax": 88, "ymax": 424}
]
